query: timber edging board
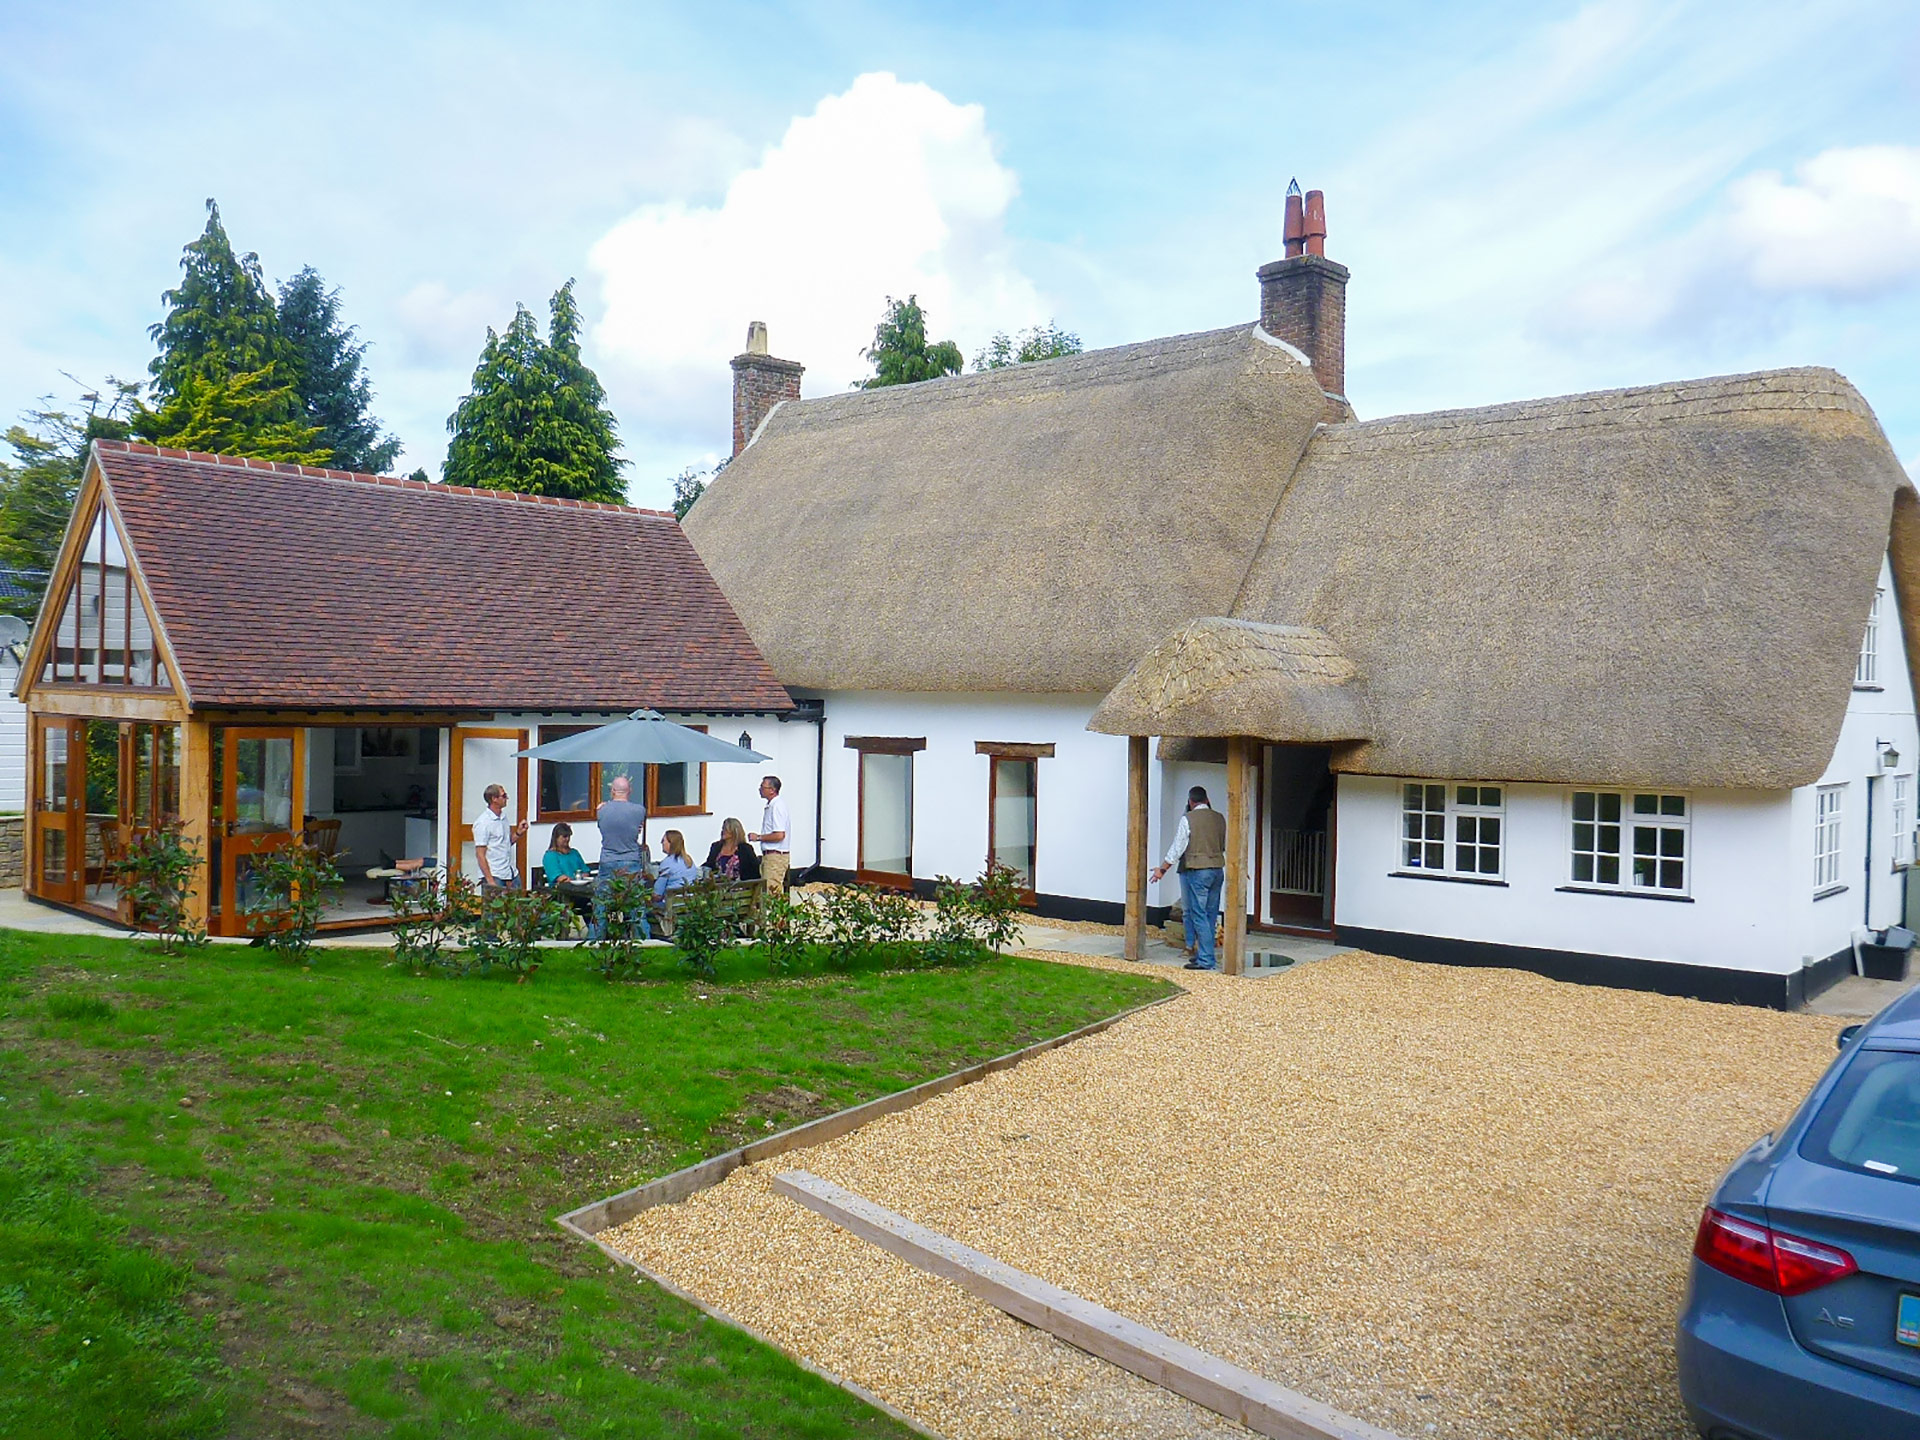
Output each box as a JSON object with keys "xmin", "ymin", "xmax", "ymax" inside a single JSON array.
[{"xmin": 773, "ymin": 1171, "xmax": 1409, "ymax": 1440}]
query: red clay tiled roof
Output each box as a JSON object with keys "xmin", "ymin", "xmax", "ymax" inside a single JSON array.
[{"xmin": 93, "ymin": 442, "xmax": 793, "ymax": 713}]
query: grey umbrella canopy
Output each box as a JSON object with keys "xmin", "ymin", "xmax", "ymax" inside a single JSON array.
[{"xmin": 516, "ymin": 710, "xmax": 769, "ymax": 764}]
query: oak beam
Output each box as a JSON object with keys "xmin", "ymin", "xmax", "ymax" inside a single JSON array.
[
  {"xmin": 1224, "ymin": 736, "xmax": 1250, "ymax": 977},
  {"xmin": 1124, "ymin": 735, "xmax": 1148, "ymax": 962},
  {"xmin": 178, "ymin": 717, "xmax": 213, "ymax": 932}
]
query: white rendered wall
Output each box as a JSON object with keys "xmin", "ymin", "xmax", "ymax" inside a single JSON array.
[
  {"xmin": 817, "ymin": 693, "xmax": 1130, "ymax": 900},
  {"xmin": 1333, "ymin": 777, "xmax": 1800, "ymax": 976},
  {"xmin": 469, "ymin": 710, "xmax": 819, "ymax": 877},
  {"xmin": 1792, "ymin": 553, "xmax": 1920, "ymax": 961}
]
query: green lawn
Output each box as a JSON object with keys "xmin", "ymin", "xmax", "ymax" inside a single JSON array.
[{"xmin": 0, "ymin": 930, "xmax": 1167, "ymax": 1438}]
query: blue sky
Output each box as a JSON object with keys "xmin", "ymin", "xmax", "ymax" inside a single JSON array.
[{"xmin": 2, "ymin": 0, "xmax": 1915, "ymax": 507}]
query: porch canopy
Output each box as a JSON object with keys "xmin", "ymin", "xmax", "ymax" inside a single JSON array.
[
  {"xmin": 1087, "ymin": 618, "xmax": 1372, "ymax": 975},
  {"xmin": 517, "ymin": 710, "xmax": 769, "ymax": 764}
]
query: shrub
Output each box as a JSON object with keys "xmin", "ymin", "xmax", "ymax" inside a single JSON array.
[
  {"xmin": 757, "ymin": 889, "xmax": 817, "ymax": 974},
  {"xmin": 819, "ymin": 883, "xmax": 921, "ymax": 970},
  {"xmin": 587, "ymin": 872, "xmax": 654, "ymax": 980},
  {"xmin": 667, "ymin": 877, "xmax": 734, "ymax": 982},
  {"xmin": 927, "ymin": 860, "xmax": 1027, "ymax": 964},
  {"xmin": 468, "ymin": 889, "xmax": 571, "ymax": 982},
  {"xmin": 388, "ymin": 872, "xmax": 478, "ymax": 975},
  {"xmin": 245, "ymin": 842, "xmax": 340, "ymax": 964},
  {"xmin": 107, "ymin": 826, "xmax": 206, "ymax": 952}
]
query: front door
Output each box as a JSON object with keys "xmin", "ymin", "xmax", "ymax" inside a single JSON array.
[
  {"xmin": 31, "ymin": 716, "xmax": 85, "ymax": 905},
  {"xmin": 450, "ymin": 728, "xmax": 528, "ymax": 883},
  {"xmin": 216, "ymin": 727, "xmax": 304, "ymax": 937},
  {"xmin": 1265, "ymin": 745, "xmax": 1335, "ymax": 930}
]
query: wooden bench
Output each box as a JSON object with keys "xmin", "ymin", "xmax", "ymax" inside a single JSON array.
[{"xmin": 657, "ymin": 877, "xmax": 765, "ymax": 941}]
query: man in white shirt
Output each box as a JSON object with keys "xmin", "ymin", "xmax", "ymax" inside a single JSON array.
[
  {"xmin": 749, "ymin": 775, "xmax": 792, "ymax": 894},
  {"xmin": 472, "ymin": 782, "xmax": 528, "ymax": 892}
]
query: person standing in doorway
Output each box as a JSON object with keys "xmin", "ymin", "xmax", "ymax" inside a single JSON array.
[
  {"xmin": 750, "ymin": 775, "xmax": 791, "ymax": 894},
  {"xmin": 473, "ymin": 783, "xmax": 528, "ymax": 893},
  {"xmin": 1150, "ymin": 786, "xmax": 1226, "ymax": 971},
  {"xmin": 590, "ymin": 772, "xmax": 649, "ymax": 940}
]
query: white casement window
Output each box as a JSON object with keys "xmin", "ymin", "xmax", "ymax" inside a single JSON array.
[
  {"xmin": 1570, "ymin": 791, "xmax": 1690, "ymax": 894},
  {"xmin": 1815, "ymin": 784, "xmax": 1846, "ymax": 891},
  {"xmin": 1401, "ymin": 783, "xmax": 1504, "ymax": 878},
  {"xmin": 1857, "ymin": 588, "xmax": 1884, "ymax": 686},
  {"xmin": 1893, "ymin": 775, "xmax": 1914, "ymax": 869}
]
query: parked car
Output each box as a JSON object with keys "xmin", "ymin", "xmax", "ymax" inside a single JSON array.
[{"xmin": 1677, "ymin": 986, "xmax": 1920, "ymax": 1439}]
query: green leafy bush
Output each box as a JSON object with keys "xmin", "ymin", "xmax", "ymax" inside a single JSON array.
[
  {"xmin": 928, "ymin": 860, "xmax": 1026, "ymax": 964},
  {"xmin": 106, "ymin": 826, "xmax": 205, "ymax": 952},
  {"xmin": 245, "ymin": 842, "xmax": 340, "ymax": 963},
  {"xmin": 667, "ymin": 877, "xmax": 734, "ymax": 982},
  {"xmin": 587, "ymin": 873, "xmax": 654, "ymax": 980},
  {"xmin": 819, "ymin": 883, "xmax": 921, "ymax": 970},
  {"xmin": 757, "ymin": 889, "xmax": 817, "ymax": 974},
  {"xmin": 468, "ymin": 889, "xmax": 571, "ymax": 982},
  {"xmin": 387, "ymin": 872, "xmax": 478, "ymax": 975}
]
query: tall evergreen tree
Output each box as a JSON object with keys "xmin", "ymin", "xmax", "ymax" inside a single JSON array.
[
  {"xmin": 443, "ymin": 280, "xmax": 625, "ymax": 501},
  {"xmin": 278, "ymin": 267, "xmax": 402, "ymax": 474},
  {"xmin": 0, "ymin": 380, "xmax": 138, "ymax": 618},
  {"xmin": 856, "ymin": 295, "xmax": 964, "ymax": 389},
  {"xmin": 133, "ymin": 200, "xmax": 328, "ymax": 463}
]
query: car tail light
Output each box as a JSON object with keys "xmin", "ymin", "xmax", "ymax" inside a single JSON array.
[{"xmin": 1694, "ymin": 1207, "xmax": 1858, "ymax": 1296}]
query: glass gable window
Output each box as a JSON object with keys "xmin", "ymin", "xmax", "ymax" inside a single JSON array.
[
  {"xmin": 1570, "ymin": 791, "xmax": 1689, "ymax": 894},
  {"xmin": 39, "ymin": 499, "xmax": 167, "ymax": 689},
  {"xmin": 1401, "ymin": 783, "xmax": 1503, "ymax": 878}
]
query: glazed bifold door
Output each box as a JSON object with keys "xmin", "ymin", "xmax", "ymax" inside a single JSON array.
[
  {"xmin": 216, "ymin": 728, "xmax": 303, "ymax": 936},
  {"xmin": 32, "ymin": 716, "xmax": 85, "ymax": 904}
]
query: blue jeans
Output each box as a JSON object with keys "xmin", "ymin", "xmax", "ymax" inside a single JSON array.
[
  {"xmin": 590, "ymin": 861, "xmax": 649, "ymax": 941},
  {"xmin": 1180, "ymin": 867, "xmax": 1223, "ymax": 969}
]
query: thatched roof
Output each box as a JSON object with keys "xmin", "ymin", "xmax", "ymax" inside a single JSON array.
[
  {"xmin": 684, "ymin": 326, "xmax": 1329, "ymax": 692},
  {"xmin": 1231, "ymin": 368, "xmax": 1912, "ymax": 787},
  {"xmin": 1088, "ymin": 618, "xmax": 1371, "ymax": 742}
]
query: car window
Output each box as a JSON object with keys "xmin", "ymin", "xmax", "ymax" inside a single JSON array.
[{"xmin": 1800, "ymin": 1049, "xmax": 1920, "ymax": 1185}]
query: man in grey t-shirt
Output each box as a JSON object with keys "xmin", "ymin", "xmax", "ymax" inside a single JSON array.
[{"xmin": 590, "ymin": 773, "xmax": 649, "ymax": 939}]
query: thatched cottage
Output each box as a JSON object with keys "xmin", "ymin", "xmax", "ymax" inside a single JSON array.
[{"xmin": 687, "ymin": 192, "xmax": 1917, "ymax": 1007}]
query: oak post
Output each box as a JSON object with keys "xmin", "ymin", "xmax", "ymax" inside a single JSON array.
[
  {"xmin": 179, "ymin": 717, "xmax": 213, "ymax": 932},
  {"xmin": 1224, "ymin": 736, "xmax": 1250, "ymax": 977},
  {"xmin": 1124, "ymin": 736, "xmax": 1148, "ymax": 962}
]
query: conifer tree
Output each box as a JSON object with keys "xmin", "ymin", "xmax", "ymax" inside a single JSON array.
[
  {"xmin": 856, "ymin": 296, "xmax": 963, "ymax": 388},
  {"xmin": 278, "ymin": 267, "xmax": 402, "ymax": 474},
  {"xmin": 442, "ymin": 280, "xmax": 625, "ymax": 501},
  {"xmin": 0, "ymin": 380, "xmax": 138, "ymax": 617},
  {"xmin": 134, "ymin": 200, "xmax": 327, "ymax": 463}
]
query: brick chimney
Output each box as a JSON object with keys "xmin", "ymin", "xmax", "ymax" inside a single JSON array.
[
  {"xmin": 1257, "ymin": 181, "xmax": 1350, "ymax": 415},
  {"xmin": 730, "ymin": 321, "xmax": 804, "ymax": 458}
]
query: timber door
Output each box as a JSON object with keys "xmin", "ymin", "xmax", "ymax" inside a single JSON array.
[
  {"xmin": 31, "ymin": 716, "xmax": 86, "ymax": 905},
  {"xmin": 449, "ymin": 728, "xmax": 528, "ymax": 883},
  {"xmin": 215, "ymin": 727, "xmax": 304, "ymax": 936}
]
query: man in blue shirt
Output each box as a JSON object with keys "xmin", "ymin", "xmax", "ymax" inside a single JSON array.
[{"xmin": 590, "ymin": 774, "xmax": 649, "ymax": 940}]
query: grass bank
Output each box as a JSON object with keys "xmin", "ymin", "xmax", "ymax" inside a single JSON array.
[{"xmin": 0, "ymin": 929, "xmax": 1168, "ymax": 1438}]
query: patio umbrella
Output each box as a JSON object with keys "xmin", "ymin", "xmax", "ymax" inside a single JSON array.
[{"xmin": 515, "ymin": 709, "xmax": 769, "ymax": 764}]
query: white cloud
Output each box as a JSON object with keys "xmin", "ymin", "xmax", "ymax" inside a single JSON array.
[
  {"xmin": 587, "ymin": 72, "xmax": 1044, "ymax": 440},
  {"xmin": 1729, "ymin": 145, "xmax": 1920, "ymax": 297},
  {"xmin": 393, "ymin": 281, "xmax": 513, "ymax": 367}
]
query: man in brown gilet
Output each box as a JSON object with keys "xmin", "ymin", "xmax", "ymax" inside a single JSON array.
[{"xmin": 1150, "ymin": 786, "xmax": 1226, "ymax": 970}]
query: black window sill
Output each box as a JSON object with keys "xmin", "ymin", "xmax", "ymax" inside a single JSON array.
[
  {"xmin": 1814, "ymin": 883, "xmax": 1850, "ymax": 901},
  {"xmin": 1555, "ymin": 884, "xmax": 1694, "ymax": 904},
  {"xmin": 1853, "ymin": 684, "xmax": 1884, "ymax": 693},
  {"xmin": 1390, "ymin": 870, "xmax": 1508, "ymax": 888}
]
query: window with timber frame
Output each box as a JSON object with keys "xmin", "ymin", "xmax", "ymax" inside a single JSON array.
[
  {"xmin": 535, "ymin": 723, "xmax": 708, "ymax": 821},
  {"xmin": 1569, "ymin": 791, "xmax": 1689, "ymax": 895},
  {"xmin": 39, "ymin": 498, "xmax": 168, "ymax": 689},
  {"xmin": 1401, "ymin": 783, "xmax": 1505, "ymax": 879}
]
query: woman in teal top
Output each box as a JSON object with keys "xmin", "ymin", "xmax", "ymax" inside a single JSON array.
[{"xmin": 542, "ymin": 823, "xmax": 590, "ymax": 884}]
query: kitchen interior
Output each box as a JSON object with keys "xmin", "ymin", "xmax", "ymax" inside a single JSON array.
[{"xmin": 305, "ymin": 725, "xmax": 441, "ymax": 920}]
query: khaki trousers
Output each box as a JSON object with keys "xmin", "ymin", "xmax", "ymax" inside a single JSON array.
[{"xmin": 762, "ymin": 851, "xmax": 791, "ymax": 894}]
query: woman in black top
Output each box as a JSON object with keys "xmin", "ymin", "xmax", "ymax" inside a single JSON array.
[{"xmin": 704, "ymin": 817, "xmax": 761, "ymax": 880}]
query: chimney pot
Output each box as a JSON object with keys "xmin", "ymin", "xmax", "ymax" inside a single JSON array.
[
  {"xmin": 1257, "ymin": 186, "xmax": 1350, "ymax": 416},
  {"xmin": 730, "ymin": 324, "xmax": 804, "ymax": 458},
  {"xmin": 1303, "ymin": 190, "xmax": 1327, "ymax": 257}
]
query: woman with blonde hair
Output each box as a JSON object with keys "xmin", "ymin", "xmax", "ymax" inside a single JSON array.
[
  {"xmin": 652, "ymin": 829, "xmax": 699, "ymax": 899},
  {"xmin": 703, "ymin": 817, "xmax": 761, "ymax": 881}
]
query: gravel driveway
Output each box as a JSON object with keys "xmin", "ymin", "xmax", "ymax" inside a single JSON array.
[{"xmin": 601, "ymin": 951, "xmax": 1841, "ymax": 1440}]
